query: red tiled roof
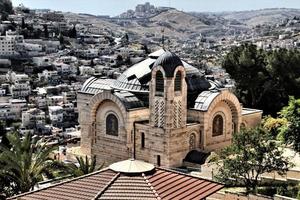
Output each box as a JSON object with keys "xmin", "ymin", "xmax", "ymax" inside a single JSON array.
[{"xmin": 9, "ymin": 167, "xmax": 223, "ymax": 200}]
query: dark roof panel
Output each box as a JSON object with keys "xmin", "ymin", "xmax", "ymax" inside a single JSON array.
[
  {"xmin": 114, "ymin": 91, "xmax": 144, "ymax": 110},
  {"xmin": 153, "ymin": 51, "xmax": 183, "ymax": 77}
]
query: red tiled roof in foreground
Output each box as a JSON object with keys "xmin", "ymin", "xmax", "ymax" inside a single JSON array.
[{"xmin": 9, "ymin": 162, "xmax": 223, "ymax": 200}]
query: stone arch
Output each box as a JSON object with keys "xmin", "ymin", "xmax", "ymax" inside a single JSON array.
[
  {"xmin": 155, "ymin": 70, "xmax": 164, "ymax": 93},
  {"xmin": 89, "ymin": 91, "xmax": 127, "ymax": 124},
  {"xmin": 212, "ymin": 112, "xmax": 225, "ymax": 137},
  {"xmin": 189, "ymin": 132, "xmax": 197, "ymax": 150},
  {"xmin": 173, "ymin": 66, "xmax": 186, "ymax": 93},
  {"xmin": 206, "ymin": 90, "xmax": 242, "ymax": 132},
  {"xmin": 152, "ymin": 66, "xmax": 166, "ymax": 79}
]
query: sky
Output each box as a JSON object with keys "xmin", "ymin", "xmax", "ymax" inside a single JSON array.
[{"xmin": 11, "ymin": 0, "xmax": 300, "ymax": 17}]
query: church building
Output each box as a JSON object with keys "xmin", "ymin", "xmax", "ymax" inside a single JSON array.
[{"xmin": 77, "ymin": 49, "xmax": 262, "ymax": 167}]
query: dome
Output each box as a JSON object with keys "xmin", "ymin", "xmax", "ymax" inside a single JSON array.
[
  {"xmin": 109, "ymin": 159, "xmax": 155, "ymax": 174},
  {"xmin": 153, "ymin": 51, "xmax": 183, "ymax": 77},
  {"xmin": 112, "ymin": 49, "xmax": 211, "ymax": 94},
  {"xmin": 80, "ymin": 49, "xmax": 221, "ymax": 108}
]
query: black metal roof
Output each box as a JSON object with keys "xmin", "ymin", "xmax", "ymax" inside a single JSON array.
[
  {"xmin": 183, "ymin": 150, "xmax": 211, "ymax": 165},
  {"xmin": 113, "ymin": 90, "xmax": 144, "ymax": 110},
  {"xmin": 80, "ymin": 49, "xmax": 221, "ymax": 109},
  {"xmin": 153, "ymin": 51, "xmax": 183, "ymax": 77}
]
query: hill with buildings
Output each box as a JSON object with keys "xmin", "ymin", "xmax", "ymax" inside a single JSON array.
[{"xmin": 215, "ymin": 8, "xmax": 300, "ymax": 26}]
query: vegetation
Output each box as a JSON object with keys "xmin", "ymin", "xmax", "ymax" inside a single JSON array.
[
  {"xmin": 277, "ymin": 97, "xmax": 300, "ymax": 152},
  {"xmin": 0, "ymin": 132, "xmax": 59, "ymax": 198},
  {"xmin": 0, "ymin": 0, "xmax": 13, "ymax": 21},
  {"xmin": 261, "ymin": 97, "xmax": 300, "ymax": 153},
  {"xmin": 223, "ymin": 43, "xmax": 300, "ymax": 115},
  {"xmin": 65, "ymin": 155, "xmax": 104, "ymax": 177},
  {"xmin": 215, "ymin": 127, "xmax": 290, "ymax": 194}
]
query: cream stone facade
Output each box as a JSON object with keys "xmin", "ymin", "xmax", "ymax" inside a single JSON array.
[{"xmin": 77, "ymin": 50, "xmax": 262, "ymax": 167}]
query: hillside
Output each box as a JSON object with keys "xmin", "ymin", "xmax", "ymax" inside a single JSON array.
[
  {"xmin": 64, "ymin": 7, "xmax": 300, "ymax": 41},
  {"xmin": 217, "ymin": 8, "xmax": 300, "ymax": 26}
]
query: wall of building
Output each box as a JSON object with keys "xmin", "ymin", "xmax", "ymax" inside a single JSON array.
[{"xmin": 242, "ymin": 110, "xmax": 263, "ymax": 128}]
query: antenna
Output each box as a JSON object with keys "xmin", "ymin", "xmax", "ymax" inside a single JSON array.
[{"xmin": 161, "ymin": 28, "xmax": 165, "ymax": 49}]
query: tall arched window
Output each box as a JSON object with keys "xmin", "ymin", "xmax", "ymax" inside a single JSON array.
[
  {"xmin": 155, "ymin": 71, "xmax": 164, "ymax": 95},
  {"xmin": 212, "ymin": 114, "xmax": 224, "ymax": 137},
  {"xmin": 189, "ymin": 133, "xmax": 196, "ymax": 150},
  {"xmin": 106, "ymin": 114, "xmax": 118, "ymax": 136},
  {"xmin": 141, "ymin": 132, "xmax": 145, "ymax": 148},
  {"xmin": 174, "ymin": 71, "xmax": 182, "ymax": 91}
]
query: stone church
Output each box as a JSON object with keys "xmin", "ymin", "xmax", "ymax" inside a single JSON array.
[{"xmin": 77, "ymin": 49, "xmax": 262, "ymax": 167}]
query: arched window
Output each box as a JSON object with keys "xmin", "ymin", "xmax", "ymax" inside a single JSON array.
[
  {"xmin": 241, "ymin": 122, "xmax": 246, "ymax": 129},
  {"xmin": 212, "ymin": 114, "xmax": 224, "ymax": 137},
  {"xmin": 106, "ymin": 114, "xmax": 118, "ymax": 136},
  {"xmin": 155, "ymin": 71, "xmax": 164, "ymax": 95},
  {"xmin": 174, "ymin": 71, "xmax": 182, "ymax": 91},
  {"xmin": 141, "ymin": 132, "xmax": 145, "ymax": 148},
  {"xmin": 189, "ymin": 133, "xmax": 196, "ymax": 150}
]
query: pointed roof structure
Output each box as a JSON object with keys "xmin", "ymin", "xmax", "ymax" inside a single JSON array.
[{"xmin": 8, "ymin": 159, "xmax": 224, "ymax": 200}]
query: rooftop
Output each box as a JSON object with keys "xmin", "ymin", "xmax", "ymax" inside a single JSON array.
[{"xmin": 9, "ymin": 159, "xmax": 224, "ymax": 200}]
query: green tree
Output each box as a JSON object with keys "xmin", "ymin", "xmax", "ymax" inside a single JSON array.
[
  {"xmin": 68, "ymin": 25, "xmax": 77, "ymax": 38},
  {"xmin": 279, "ymin": 96, "xmax": 300, "ymax": 152},
  {"xmin": 262, "ymin": 116, "xmax": 288, "ymax": 138},
  {"xmin": 0, "ymin": 132, "xmax": 58, "ymax": 197},
  {"xmin": 223, "ymin": 44, "xmax": 300, "ymax": 115},
  {"xmin": 43, "ymin": 24, "xmax": 49, "ymax": 38},
  {"xmin": 66, "ymin": 155, "xmax": 103, "ymax": 177},
  {"xmin": 223, "ymin": 43, "xmax": 270, "ymax": 108},
  {"xmin": 215, "ymin": 127, "xmax": 290, "ymax": 194},
  {"xmin": 21, "ymin": 17, "xmax": 26, "ymax": 29}
]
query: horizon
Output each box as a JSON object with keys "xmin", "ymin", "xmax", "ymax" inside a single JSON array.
[{"xmin": 11, "ymin": 0, "xmax": 300, "ymax": 16}]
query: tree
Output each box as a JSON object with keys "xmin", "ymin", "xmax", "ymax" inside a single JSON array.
[
  {"xmin": 66, "ymin": 155, "xmax": 103, "ymax": 177},
  {"xmin": 279, "ymin": 96, "xmax": 300, "ymax": 152},
  {"xmin": 68, "ymin": 25, "xmax": 77, "ymax": 38},
  {"xmin": 262, "ymin": 116, "xmax": 287, "ymax": 138},
  {"xmin": 0, "ymin": 132, "xmax": 58, "ymax": 197},
  {"xmin": 21, "ymin": 17, "xmax": 26, "ymax": 29},
  {"xmin": 223, "ymin": 44, "xmax": 300, "ymax": 115},
  {"xmin": 58, "ymin": 33, "xmax": 65, "ymax": 47},
  {"xmin": 0, "ymin": 0, "xmax": 13, "ymax": 21},
  {"xmin": 223, "ymin": 43, "xmax": 270, "ymax": 108},
  {"xmin": 215, "ymin": 127, "xmax": 290, "ymax": 194},
  {"xmin": 43, "ymin": 24, "xmax": 49, "ymax": 38}
]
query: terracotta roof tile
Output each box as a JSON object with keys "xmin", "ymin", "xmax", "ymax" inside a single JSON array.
[
  {"xmin": 9, "ymin": 169, "xmax": 117, "ymax": 200},
  {"xmin": 9, "ymin": 162, "xmax": 224, "ymax": 200}
]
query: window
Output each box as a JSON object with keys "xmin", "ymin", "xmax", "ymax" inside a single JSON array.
[
  {"xmin": 155, "ymin": 71, "xmax": 164, "ymax": 95},
  {"xmin": 189, "ymin": 133, "xmax": 196, "ymax": 150},
  {"xmin": 106, "ymin": 114, "xmax": 118, "ymax": 136},
  {"xmin": 212, "ymin": 114, "xmax": 224, "ymax": 137},
  {"xmin": 157, "ymin": 155, "xmax": 161, "ymax": 166},
  {"xmin": 174, "ymin": 71, "xmax": 182, "ymax": 91},
  {"xmin": 141, "ymin": 132, "xmax": 145, "ymax": 148}
]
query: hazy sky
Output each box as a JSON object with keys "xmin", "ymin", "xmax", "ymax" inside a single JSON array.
[{"xmin": 11, "ymin": 0, "xmax": 300, "ymax": 16}]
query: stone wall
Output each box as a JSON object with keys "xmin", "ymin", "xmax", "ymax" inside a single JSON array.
[{"xmin": 242, "ymin": 110, "xmax": 263, "ymax": 128}]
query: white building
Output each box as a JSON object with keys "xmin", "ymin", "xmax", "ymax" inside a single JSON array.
[
  {"xmin": 10, "ymin": 80, "xmax": 31, "ymax": 98},
  {"xmin": 0, "ymin": 31, "xmax": 24, "ymax": 57},
  {"xmin": 9, "ymin": 72, "xmax": 29, "ymax": 83},
  {"xmin": 47, "ymin": 95, "xmax": 64, "ymax": 106},
  {"xmin": 33, "ymin": 56, "xmax": 52, "ymax": 67},
  {"xmin": 79, "ymin": 66, "xmax": 95, "ymax": 76},
  {"xmin": 48, "ymin": 106, "xmax": 63, "ymax": 125},
  {"xmin": 22, "ymin": 108, "xmax": 45, "ymax": 128},
  {"xmin": 10, "ymin": 98, "xmax": 27, "ymax": 119},
  {"xmin": 0, "ymin": 103, "xmax": 14, "ymax": 120}
]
